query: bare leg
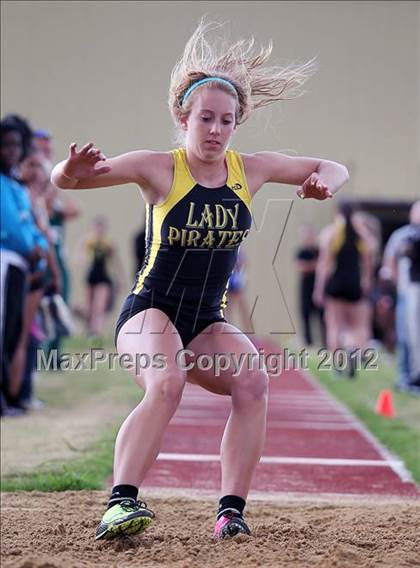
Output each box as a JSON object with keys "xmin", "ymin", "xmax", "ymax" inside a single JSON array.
[
  {"xmin": 187, "ymin": 322, "xmax": 268, "ymax": 499},
  {"xmin": 86, "ymin": 285, "xmax": 94, "ymax": 334},
  {"xmin": 324, "ymin": 298, "xmax": 346, "ymax": 352},
  {"xmin": 355, "ymin": 299, "xmax": 371, "ymax": 350},
  {"xmin": 343, "ymin": 301, "xmax": 366, "ymax": 350},
  {"xmin": 90, "ymin": 284, "xmax": 110, "ymax": 336},
  {"xmin": 114, "ymin": 309, "xmax": 185, "ymax": 487}
]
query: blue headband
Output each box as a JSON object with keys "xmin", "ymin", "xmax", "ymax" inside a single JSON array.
[{"xmin": 182, "ymin": 77, "xmax": 237, "ymax": 105}]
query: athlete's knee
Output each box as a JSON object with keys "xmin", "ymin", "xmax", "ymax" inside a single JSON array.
[
  {"xmin": 146, "ymin": 368, "xmax": 186, "ymax": 405},
  {"xmin": 232, "ymin": 367, "xmax": 269, "ymax": 406}
]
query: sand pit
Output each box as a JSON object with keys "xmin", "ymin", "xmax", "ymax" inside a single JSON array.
[{"xmin": 1, "ymin": 490, "xmax": 419, "ymax": 567}]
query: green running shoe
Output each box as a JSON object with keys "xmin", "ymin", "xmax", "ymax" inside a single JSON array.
[{"xmin": 95, "ymin": 499, "xmax": 154, "ymax": 540}]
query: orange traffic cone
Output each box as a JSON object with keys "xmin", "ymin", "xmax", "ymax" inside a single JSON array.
[{"xmin": 375, "ymin": 389, "xmax": 395, "ymax": 418}]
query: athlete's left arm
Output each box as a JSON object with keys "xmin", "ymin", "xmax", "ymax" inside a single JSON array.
[{"xmin": 247, "ymin": 152, "xmax": 349, "ymax": 200}]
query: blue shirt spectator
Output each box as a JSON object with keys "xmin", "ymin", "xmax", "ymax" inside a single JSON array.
[{"xmin": 1, "ymin": 172, "xmax": 47, "ymax": 259}]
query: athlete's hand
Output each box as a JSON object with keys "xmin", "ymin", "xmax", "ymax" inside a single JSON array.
[
  {"xmin": 63, "ymin": 142, "xmax": 112, "ymax": 180},
  {"xmin": 297, "ymin": 173, "xmax": 334, "ymax": 201}
]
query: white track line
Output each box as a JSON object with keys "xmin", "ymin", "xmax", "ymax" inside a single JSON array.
[
  {"xmin": 300, "ymin": 369, "xmax": 415, "ymax": 483},
  {"xmin": 156, "ymin": 452, "xmax": 404, "ymax": 468},
  {"xmin": 178, "ymin": 372, "xmax": 415, "ymax": 484},
  {"xmin": 170, "ymin": 418, "xmax": 357, "ymax": 430},
  {"xmin": 174, "ymin": 410, "xmax": 352, "ymax": 422}
]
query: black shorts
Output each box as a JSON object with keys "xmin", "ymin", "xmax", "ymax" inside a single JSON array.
[
  {"xmin": 325, "ymin": 277, "xmax": 362, "ymax": 302},
  {"xmin": 87, "ymin": 271, "xmax": 112, "ymax": 286},
  {"xmin": 115, "ymin": 293, "xmax": 226, "ymax": 348}
]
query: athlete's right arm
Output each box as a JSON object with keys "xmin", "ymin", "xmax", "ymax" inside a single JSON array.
[{"xmin": 51, "ymin": 142, "xmax": 164, "ymax": 192}]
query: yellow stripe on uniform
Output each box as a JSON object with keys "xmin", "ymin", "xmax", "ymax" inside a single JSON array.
[
  {"xmin": 220, "ymin": 281, "xmax": 229, "ymax": 318},
  {"xmin": 226, "ymin": 150, "xmax": 253, "ymax": 212},
  {"xmin": 331, "ymin": 222, "xmax": 345, "ymax": 253},
  {"xmin": 133, "ymin": 149, "xmax": 196, "ymax": 295},
  {"xmin": 330, "ymin": 221, "xmax": 366, "ymax": 255},
  {"xmin": 133, "ymin": 203, "xmax": 153, "ymax": 294}
]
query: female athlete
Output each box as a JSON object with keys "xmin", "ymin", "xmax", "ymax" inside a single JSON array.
[{"xmin": 51, "ymin": 20, "xmax": 349, "ymax": 541}]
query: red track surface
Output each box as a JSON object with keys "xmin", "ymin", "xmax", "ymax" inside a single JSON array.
[{"xmin": 142, "ymin": 368, "xmax": 420, "ymax": 498}]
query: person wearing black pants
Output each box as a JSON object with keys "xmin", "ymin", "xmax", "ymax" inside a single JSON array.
[
  {"xmin": 0, "ymin": 116, "xmax": 47, "ymax": 415},
  {"xmin": 0, "ymin": 257, "xmax": 27, "ymax": 414}
]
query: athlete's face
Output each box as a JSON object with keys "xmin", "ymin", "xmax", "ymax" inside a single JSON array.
[{"xmin": 183, "ymin": 88, "xmax": 237, "ymax": 159}]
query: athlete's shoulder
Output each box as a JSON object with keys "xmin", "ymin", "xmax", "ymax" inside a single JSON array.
[
  {"xmin": 238, "ymin": 151, "xmax": 282, "ymax": 165},
  {"xmin": 229, "ymin": 151, "xmax": 268, "ymax": 197},
  {"xmin": 133, "ymin": 150, "xmax": 173, "ymax": 168},
  {"xmin": 125, "ymin": 150, "xmax": 173, "ymax": 191},
  {"xmin": 234, "ymin": 151, "xmax": 257, "ymax": 167},
  {"xmin": 143, "ymin": 149, "xmax": 187, "ymax": 174}
]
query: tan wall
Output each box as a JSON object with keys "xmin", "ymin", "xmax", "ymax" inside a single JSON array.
[{"xmin": 2, "ymin": 1, "xmax": 419, "ymax": 337}]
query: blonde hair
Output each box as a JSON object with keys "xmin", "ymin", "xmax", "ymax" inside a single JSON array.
[{"xmin": 169, "ymin": 19, "xmax": 317, "ymax": 131}]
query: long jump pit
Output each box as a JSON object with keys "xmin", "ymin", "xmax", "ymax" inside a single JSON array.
[{"xmin": 2, "ymin": 372, "xmax": 419, "ymax": 567}]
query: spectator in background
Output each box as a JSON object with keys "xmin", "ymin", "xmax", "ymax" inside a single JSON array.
[
  {"xmin": 353, "ymin": 211, "xmax": 382, "ymax": 267},
  {"xmin": 313, "ymin": 202, "xmax": 374, "ymax": 377},
  {"xmin": 44, "ymin": 185, "xmax": 79, "ymax": 305},
  {"xmin": 352, "ymin": 211, "xmax": 382, "ymax": 350},
  {"xmin": 9, "ymin": 148, "xmax": 60, "ymax": 409},
  {"xmin": 2, "ymin": 114, "xmax": 33, "ymax": 164},
  {"xmin": 382, "ymin": 200, "xmax": 420, "ymax": 394},
  {"xmin": 82, "ymin": 216, "xmax": 123, "ymax": 339},
  {"xmin": 295, "ymin": 224, "xmax": 325, "ymax": 346},
  {"xmin": 403, "ymin": 218, "xmax": 420, "ymax": 388},
  {"xmin": 33, "ymin": 129, "xmax": 54, "ymax": 163},
  {"xmin": 370, "ymin": 266, "xmax": 396, "ymax": 353},
  {"xmin": 38, "ymin": 130, "xmax": 79, "ymax": 365},
  {"xmin": 36, "ymin": 128, "xmax": 79, "ymax": 305},
  {"xmin": 0, "ymin": 116, "xmax": 47, "ymax": 415}
]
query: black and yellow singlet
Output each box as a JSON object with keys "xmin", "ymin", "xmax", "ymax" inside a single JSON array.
[
  {"xmin": 86, "ymin": 237, "xmax": 113, "ymax": 286},
  {"xmin": 325, "ymin": 220, "xmax": 367, "ymax": 302},
  {"xmin": 115, "ymin": 147, "xmax": 252, "ymax": 347}
]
